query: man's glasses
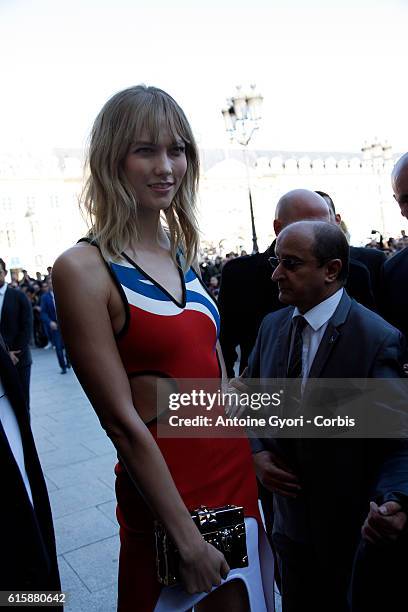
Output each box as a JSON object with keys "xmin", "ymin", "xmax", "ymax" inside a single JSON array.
[
  {"xmin": 268, "ymin": 256, "xmax": 306, "ymax": 271},
  {"xmin": 268, "ymin": 256, "xmax": 335, "ymax": 271}
]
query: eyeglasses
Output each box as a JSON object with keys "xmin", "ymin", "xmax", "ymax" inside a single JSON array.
[
  {"xmin": 268, "ymin": 256, "xmax": 335, "ymax": 271},
  {"xmin": 268, "ymin": 256, "xmax": 306, "ymax": 271}
]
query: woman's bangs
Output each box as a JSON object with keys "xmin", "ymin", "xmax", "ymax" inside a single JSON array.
[{"xmin": 128, "ymin": 93, "xmax": 191, "ymax": 147}]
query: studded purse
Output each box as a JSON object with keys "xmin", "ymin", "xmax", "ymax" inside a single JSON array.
[{"xmin": 154, "ymin": 505, "xmax": 248, "ymax": 586}]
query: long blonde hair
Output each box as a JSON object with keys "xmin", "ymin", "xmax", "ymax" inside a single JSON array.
[{"xmin": 82, "ymin": 85, "xmax": 200, "ymax": 268}]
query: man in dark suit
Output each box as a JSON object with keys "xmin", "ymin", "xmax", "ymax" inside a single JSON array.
[
  {"xmin": 242, "ymin": 220, "xmax": 408, "ymax": 611},
  {"xmin": 0, "ymin": 334, "xmax": 61, "ymax": 597},
  {"xmin": 218, "ymin": 189, "xmax": 375, "ymax": 378},
  {"xmin": 40, "ymin": 278, "xmax": 70, "ymax": 374},
  {"xmin": 315, "ymin": 190, "xmax": 387, "ymax": 307},
  {"xmin": 0, "ymin": 258, "xmax": 33, "ymax": 405},
  {"xmin": 381, "ymin": 152, "xmax": 408, "ymax": 341}
]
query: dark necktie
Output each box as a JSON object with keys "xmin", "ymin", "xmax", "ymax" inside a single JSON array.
[
  {"xmin": 287, "ymin": 316, "xmax": 307, "ymax": 378},
  {"xmin": 0, "ymin": 332, "xmax": 7, "ymax": 352}
]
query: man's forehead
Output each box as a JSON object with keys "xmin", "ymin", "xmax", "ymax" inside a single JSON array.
[{"xmin": 276, "ymin": 228, "xmax": 313, "ymax": 253}]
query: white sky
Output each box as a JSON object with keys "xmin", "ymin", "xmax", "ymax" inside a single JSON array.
[{"xmin": 0, "ymin": 0, "xmax": 407, "ymax": 155}]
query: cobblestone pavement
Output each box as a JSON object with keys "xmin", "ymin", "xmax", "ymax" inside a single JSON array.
[{"xmin": 31, "ymin": 348, "xmax": 281, "ymax": 611}]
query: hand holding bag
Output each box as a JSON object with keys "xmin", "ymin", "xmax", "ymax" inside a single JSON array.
[{"xmin": 155, "ymin": 505, "xmax": 248, "ymax": 586}]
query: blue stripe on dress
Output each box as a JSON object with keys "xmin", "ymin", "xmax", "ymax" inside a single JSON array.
[
  {"xmin": 110, "ymin": 263, "xmax": 169, "ymax": 302},
  {"xmin": 184, "ymin": 267, "xmax": 195, "ymax": 283}
]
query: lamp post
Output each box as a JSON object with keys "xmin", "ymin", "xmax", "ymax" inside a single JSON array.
[
  {"xmin": 361, "ymin": 139, "xmax": 392, "ymax": 236},
  {"xmin": 222, "ymin": 84, "xmax": 263, "ymax": 254}
]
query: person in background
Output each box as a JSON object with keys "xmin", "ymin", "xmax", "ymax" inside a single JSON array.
[
  {"xmin": 219, "ymin": 189, "xmax": 374, "ymax": 379},
  {"xmin": 315, "ymin": 190, "xmax": 386, "ymax": 309},
  {"xmin": 208, "ymin": 275, "xmax": 220, "ymax": 299},
  {"xmin": 39, "ymin": 278, "xmax": 70, "ymax": 373},
  {"xmin": 381, "ymin": 152, "xmax": 408, "ymax": 342},
  {"xmin": 0, "ymin": 258, "xmax": 33, "ymax": 406},
  {"xmin": 19, "ymin": 269, "xmax": 33, "ymax": 289}
]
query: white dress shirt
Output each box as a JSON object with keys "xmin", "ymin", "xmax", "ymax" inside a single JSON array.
[
  {"xmin": 0, "ymin": 283, "xmax": 7, "ymax": 320},
  {"xmin": 292, "ymin": 288, "xmax": 344, "ymax": 383},
  {"xmin": 0, "ymin": 375, "xmax": 34, "ymax": 506}
]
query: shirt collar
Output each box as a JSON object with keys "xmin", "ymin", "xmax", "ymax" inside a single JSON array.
[
  {"xmin": 0, "ymin": 284, "xmax": 7, "ymax": 297},
  {"xmin": 293, "ymin": 288, "xmax": 344, "ymax": 331}
]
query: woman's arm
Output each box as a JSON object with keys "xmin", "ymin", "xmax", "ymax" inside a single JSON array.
[{"xmin": 52, "ymin": 246, "xmax": 228, "ymax": 593}]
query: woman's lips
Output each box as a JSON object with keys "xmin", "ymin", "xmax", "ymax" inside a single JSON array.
[{"xmin": 149, "ymin": 182, "xmax": 174, "ymax": 193}]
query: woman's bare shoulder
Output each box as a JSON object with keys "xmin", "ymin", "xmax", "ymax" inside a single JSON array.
[
  {"xmin": 54, "ymin": 242, "xmax": 103, "ymax": 273},
  {"xmin": 53, "ymin": 242, "xmax": 110, "ymax": 290}
]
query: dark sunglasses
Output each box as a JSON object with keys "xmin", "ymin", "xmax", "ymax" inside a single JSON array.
[
  {"xmin": 268, "ymin": 256, "xmax": 306, "ymax": 271},
  {"xmin": 268, "ymin": 256, "xmax": 335, "ymax": 271}
]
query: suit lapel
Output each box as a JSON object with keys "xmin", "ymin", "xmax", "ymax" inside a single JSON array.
[
  {"xmin": 308, "ymin": 324, "xmax": 339, "ymax": 378},
  {"xmin": 275, "ymin": 310, "xmax": 293, "ymax": 377},
  {"xmin": 0, "ymin": 286, "xmax": 9, "ymax": 331},
  {"xmin": 308, "ymin": 291, "xmax": 352, "ymax": 379}
]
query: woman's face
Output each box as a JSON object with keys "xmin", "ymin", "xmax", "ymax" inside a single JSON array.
[{"xmin": 123, "ymin": 128, "xmax": 187, "ymax": 212}]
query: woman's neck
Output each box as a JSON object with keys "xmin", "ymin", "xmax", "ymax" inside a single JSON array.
[{"xmin": 128, "ymin": 210, "xmax": 170, "ymax": 253}]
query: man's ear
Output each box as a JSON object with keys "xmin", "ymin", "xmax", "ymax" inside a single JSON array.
[
  {"xmin": 325, "ymin": 259, "xmax": 342, "ymax": 283},
  {"xmin": 335, "ymin": 213, "xmax": 342, "ymax": 225},
  {"xmin": 274, "ymin": 219, "xmax": 282, "ymax": 236}
]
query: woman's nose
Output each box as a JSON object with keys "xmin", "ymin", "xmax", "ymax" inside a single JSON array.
[{"xmin": 154, "ymin": 153, "xmax": 172, "ymax": 175}]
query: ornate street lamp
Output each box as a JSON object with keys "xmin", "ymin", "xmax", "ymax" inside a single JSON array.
[
  {"xmin": 222, "ymin": 84, "xmax": 263, "ymax": 253},
  {"xmin": 361, "ymin": 139, "xmax": 392, "ymax": 236}
]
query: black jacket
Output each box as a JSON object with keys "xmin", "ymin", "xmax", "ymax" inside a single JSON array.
[
  {"xmin": 350, "ymin": 245, "xmax": 386, "ymax": 307},
  {"xmin": 0, "ymin": 342, "xmax": 60, "ymax": 592},
  {"xmin": 380, "ymin": 247, "xmax": 408, "ymax": 341},
  {"xmin": 0, "ymin": 286, "xmax": 33, "ymax": 368}
]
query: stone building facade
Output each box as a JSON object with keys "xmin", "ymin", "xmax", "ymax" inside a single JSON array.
[{"xmin": 0, "ymin": 146, "xmax": 402, "ymax": 272}]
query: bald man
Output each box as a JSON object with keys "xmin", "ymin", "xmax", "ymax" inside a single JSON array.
[
  {"xmin": 218, "ymin": 189, "xmax": 374, "ymax": 378},
  {"xmin": 316, "ymin": 190, "xmax": 386, "ymax": 308},
  {"xmin": 273, "ymin": 189, "xmax": 331, "ymax": 234},
  {"xmin": 381, "ymin": 153, "xmax": 408, "ymax": 340}
]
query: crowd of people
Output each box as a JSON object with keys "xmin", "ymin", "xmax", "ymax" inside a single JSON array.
[
  {"xmin": 199, "ymin": 229, "xmax": 408, "ymax": 297},
  {"xmin": 1, "ymin": 84, "xmax": 408, "ymax": 612},
  {"xmin": 0, "ymin": 261, "xmax": 71, "ymax": 397},
  {"xmin": 8, "ymin": 268, "xmax": 54, "ymax": 349}
]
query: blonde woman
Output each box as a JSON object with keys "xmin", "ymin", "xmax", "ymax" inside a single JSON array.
[{"xmin": 53, "ymin": 86, "xmax": 274, "ymax": 612}]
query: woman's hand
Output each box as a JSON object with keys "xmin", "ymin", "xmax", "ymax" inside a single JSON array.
[{"xmin": 178, "ymin": 539, "xmax": 230, "ymax": 594}]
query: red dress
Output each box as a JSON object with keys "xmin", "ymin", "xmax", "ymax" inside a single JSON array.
[{"xmin": 110, "ymin": 254, "xmax": 261, "ymax": 611}]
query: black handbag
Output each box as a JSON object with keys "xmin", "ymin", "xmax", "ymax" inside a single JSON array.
[{"xmin": 154, "ymin": 505, "xmax": 248, "ymax": 586}]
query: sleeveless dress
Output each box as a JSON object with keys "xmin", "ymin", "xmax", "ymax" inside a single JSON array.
[{"xmin": 108, "ymin": 252, "xmax": 275, "ymax": 612}]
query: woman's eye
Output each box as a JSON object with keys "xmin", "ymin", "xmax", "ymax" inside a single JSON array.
[
  {"xmin": 171, "ymin": 146, "xmax": 185, "ymax": 155},
  {"xmin": 135, "ymin": 147, "xmax": 153, "ymax": 154}
]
